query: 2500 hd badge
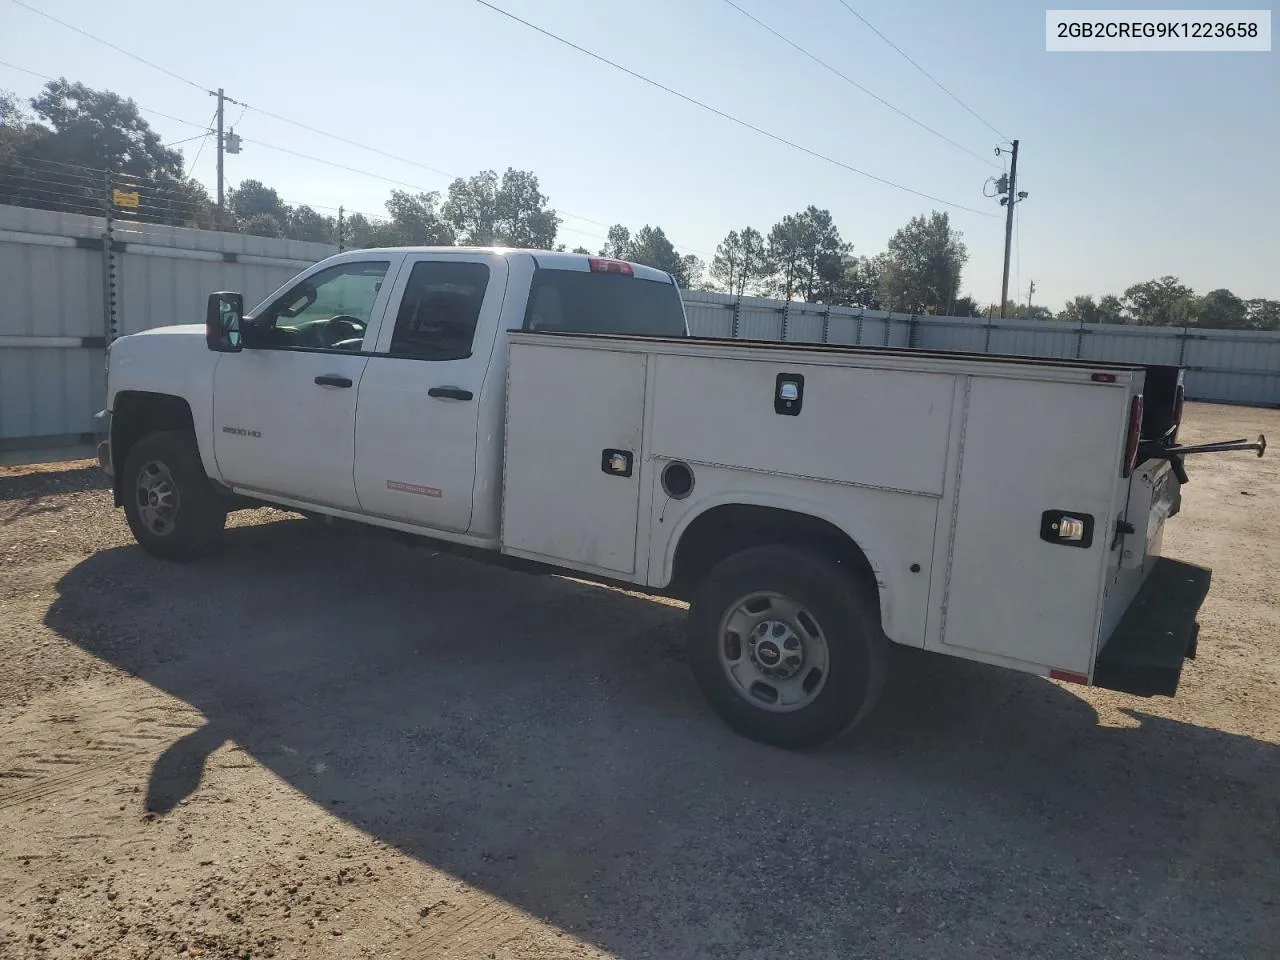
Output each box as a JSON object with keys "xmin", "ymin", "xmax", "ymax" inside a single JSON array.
[{"xmin": 221, "ymin": 426, "xmax": 262, "ymax": 438}]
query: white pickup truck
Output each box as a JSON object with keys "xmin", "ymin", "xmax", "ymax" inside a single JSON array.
[{"xmin": 96, "ymin": 247, "xmax": 1266, "ymax": 748}]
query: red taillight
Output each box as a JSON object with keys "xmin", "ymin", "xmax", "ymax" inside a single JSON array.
[
  {"xmin": 1123, "ymin": 394, "xmax": 1144, "ymax": 477},
  {"xmin": 1050, "ymin": 669, "xmax": 1089, "ymax": 686},
  {"xmin": 1171, "ymin": 383, "xmax": 1185, "ymax": 443},
  {"xmin": 1091, "ymin": 372, "xmax": 1117, "ymax": 383},
  {"xmin": 588, "ymin": 257, "xmax": 633, "ymax": 275}
]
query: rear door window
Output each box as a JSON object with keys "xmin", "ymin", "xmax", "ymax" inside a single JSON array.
[{"xmin": 387, "ymin": 260, "xmax": 491, "ymax": 360}]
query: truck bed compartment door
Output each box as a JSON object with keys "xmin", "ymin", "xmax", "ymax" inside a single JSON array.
[
  {"xmin": 502, "ymin": 343, "xmax": 647, "ymax": 576},
  {"xmin": 939, "ymin": 376, "xmax": 1126, "ymax": 675}
]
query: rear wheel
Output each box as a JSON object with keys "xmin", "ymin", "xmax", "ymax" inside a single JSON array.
[
  {"xmin": 121, "ymin": 430, "xmax": 227, "ymax": 561},
  {"xmin": 687, "ymin": 545, "xmax": 888, "ymax": 749}
]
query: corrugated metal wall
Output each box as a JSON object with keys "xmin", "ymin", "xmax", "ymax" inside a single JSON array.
[
  {"xmin": 682, "ymin": 291, "xmax": 1280, "ymax": 406},
  {"xmin": 682, "ymin": 291, "xmax": 914, "ymax": 349},
  {"xmin": 112, "ymin": 221, "xmax": 339, "ymax": 335},
  {"xmin": 0, "ymin": 204, "xmax": 334, "ymax": 450},
  {"xmin": 2, "ymin": 212, "xmax": 1278, "ymax": 459},
  {"xmin": 0, "ymin": 206, "xmax": 109, "ymax": 445}
]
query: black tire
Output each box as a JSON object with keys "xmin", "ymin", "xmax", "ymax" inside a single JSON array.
[
  {"xmin": 121, "ymin": 430, "xmax": 227, "ymax": 561},
  {"xmin": 687, "ymin": 545, "xmax": 888, "ymax": 749}
]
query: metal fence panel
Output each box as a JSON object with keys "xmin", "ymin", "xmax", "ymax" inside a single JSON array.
[
  {"xmin": 989, "ymin": 322, "xmax": 1077, "ymax": 359},
  {"xmin": 915, "ymin": 318, "xmax": 987, "ymax": 353},
  {"xmin": 785, "ymin": 306, "xmax": 828, "ymax": 344},
  {"xmin": 825, "ymin": 310, "xmax": 860, "ymax": 344},
  {"xmin": 0, "ymin": 345, "xmax": 102, "ymax": 439},
  {"xmin": 5, "ymin": 237, "xmax": 1280, "ymax": 456},
  {"xmin": 737, "ymin": 302, "xmax": 784, "ymax": 341},
  {"xmin": 1184, "ymin": 330, "xmax": 1280, "ymax": 405},
  {"xmin": 885, "ymin": 317, "xmax": 911, "ymax": 348},
  {"xmin": 683, "ymin": 299, "xmax": 733, "ymax": 338},
  {"xmin": 1080, "ymin": 325, "xmax": 1183, "ymax": 365},
  {"xmin": 859, "ymin": 315, "xmax": 888, "ymax": 346},
  {"xmin": 0, "ymin": 208, "xmax": 105, "ymax": 340},
  {"xmin": 0, "ymin": 203, "xmax": 333, "ymax": 447},
  {"xmin": 115, "ymin": 253, "xmax": 310, "ymax": 336}
]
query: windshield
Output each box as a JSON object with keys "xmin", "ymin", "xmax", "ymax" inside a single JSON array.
[{"xmin": 523, "ymin": 268, "xmax": 688, "ymax": 338}]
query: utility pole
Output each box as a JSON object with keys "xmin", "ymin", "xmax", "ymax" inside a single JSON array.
[
  {"xmin": 214, "ymin": 88, "xmax": 225, "ymax": 218},
  {"xmin": 210, "ymin": 88, "xmax": 243, "ymax": 227},
  {"xmin": 1027, "ymin": 279, "xmax": 1036, "ymax": 314},
  {"xmin": 337, "ymin": 206, "xmax": 345, "ymax": 252},
  {"xmin": 993, "ymin": 139, "xmax": 1027, "ymax": 319}
]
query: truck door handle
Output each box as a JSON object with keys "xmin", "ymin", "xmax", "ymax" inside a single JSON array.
[
  {"xmin": 428, "ymin": 386, "xmax": 473, "ymax": 401},
  {"xmin": 314, "ymin": 374, "xmax": 353, "ymax": 388}
]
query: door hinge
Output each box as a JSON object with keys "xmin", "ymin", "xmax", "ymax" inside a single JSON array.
[{"xmin": 1111, "ymin": 518, "xmax": 1136, "ymax": 551}]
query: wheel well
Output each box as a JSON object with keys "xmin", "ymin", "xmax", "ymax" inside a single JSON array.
[
  {"xmin": 110, "ymin": 392, "xmax": 197, "ymax": 505},
  {"xmin": 669, "ymin": 504, "xmax": 881, "ymax": 612}
]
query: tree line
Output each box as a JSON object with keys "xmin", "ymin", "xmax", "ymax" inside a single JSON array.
[
  {"xmin": 2, "ymin": 79, "xmax": 1276, "ymax": 330},
  {"xmin": 1048, "ymin": 279, "xmax": 1279, "ymax": 332},
  {"xmin": 707, "ymin": 207, "xmax": 969, "ymax": 316}
]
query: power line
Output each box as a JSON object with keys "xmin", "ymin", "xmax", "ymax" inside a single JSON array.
[
  {"xmin": 140, "ymin": 107, "xmax": 209, "ymax": 130},
  {"xmin": 2, "ymin": 7, "xmax": 460, "ymax": 181},
  {"xmin": 0, "ymin": 9, "xmax": 683, "ymax": 238},
  {"xmin": 0, "ymin": 58, "xmax": 53, "ymax": 83},
  {"xmin": 719, "ymin": 0, "xmax": 997, "ymax": 169},
  {"xmin": 242, "ymin": 139, "xmax": 437, "ymax": 192},
  {"xmin": 187, "ymin": 108, "xmax": 220, "ymax": 174},
  {"xmin": 246, "ymin": 141, "xmax": 704, "ymax": 254},
  {"xmin": 0, "ymin": 60, "xmax": 226, "ymax": 135},
  {"xmin": 280, "ymin": 197, "xmax": 379, "ymax": 220},
  {"xmin": 2, "ymin": 29, "xmax": 702, "ymax": 248},
  {"xmin": 0, "ymin": 72, "xmax": 648, "ymax": 250},
  {"xmin": 0, "ymin": 150, "xmax": 621, "ymax": 250},
  {"xmin": 162, "ymin": 131, "xmax": 209, "ymax": 148},
  {"xmin": 470, "ymin": 0, "xmax": 995, "ymax": 218},
  {"xmin": 0, "ymin": 57, "xmax": 622, "ymax": 237},
  {"xmin": 236, "ymin": 108, "xmax": 621, "ymax": 234},
  {"xmin": 9, "ymin": 0, "xmax": 206, "ymax": 93},
  {"xmin": 833, "ymin": 0, "xmax": 1008, "ymax": 142},
  {"xmin": 243, "ymin": 104, "xmax": 457, "ymax": 182}
]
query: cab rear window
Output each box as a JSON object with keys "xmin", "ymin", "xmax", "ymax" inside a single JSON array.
[{"xmin": 523, "ymin": 268, "xmax": 687, "ymax": 338}]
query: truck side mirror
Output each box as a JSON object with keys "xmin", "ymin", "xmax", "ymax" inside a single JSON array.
[{"xmin": 206, "ymin": 292, "xmax": 243, "ymax": 352}]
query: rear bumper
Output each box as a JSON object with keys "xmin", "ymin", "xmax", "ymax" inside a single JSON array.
[{"xmin": 1093, "ymin": 557, "xmax": 1211, "ymax": 697}]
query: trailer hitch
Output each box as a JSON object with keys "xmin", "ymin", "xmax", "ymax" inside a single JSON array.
[{"xmin": 1138, "ymin": 434, "xmax": 1266, "ymax": 485}]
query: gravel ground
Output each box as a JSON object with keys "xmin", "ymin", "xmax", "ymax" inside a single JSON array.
[{"xmin": 0, "ymin": 401, "xmax": 1277, "ymax": 960}]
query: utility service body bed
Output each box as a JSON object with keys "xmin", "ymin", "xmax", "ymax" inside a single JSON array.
[{"xmin": 500, "ymin": 331, "xmax": 1198, "ymax": 692}]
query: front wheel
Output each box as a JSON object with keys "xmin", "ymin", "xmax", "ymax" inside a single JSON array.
[
  {"xmin": 121, "ymin": 430, "xmax": 227, "ymax": 561},
  {"xmin": 687, "ymin": 545, "xmax": 888, "ymax": 749}
]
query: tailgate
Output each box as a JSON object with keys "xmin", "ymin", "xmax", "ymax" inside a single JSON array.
[{"xmin": 1093, "ymin": 457, "xmax": 1200, "ymax": 695}]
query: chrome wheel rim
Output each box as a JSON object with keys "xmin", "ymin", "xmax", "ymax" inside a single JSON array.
[
  {"xmin": 135, "ymin": 460, "xmax": 180, "ymax": 537},
  {"xmin": 717, "ymin": 591, "xmax": 830, "ymax": 713}
]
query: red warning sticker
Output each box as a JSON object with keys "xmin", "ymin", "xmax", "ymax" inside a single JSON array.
[{"xmin": 387, "ymin": 480, "xmax": 442, "ymax": 498}]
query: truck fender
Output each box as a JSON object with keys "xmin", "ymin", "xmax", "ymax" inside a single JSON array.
[{"xmin": 658, "ymin": 490, "xmax": 906, "ymax": 642}]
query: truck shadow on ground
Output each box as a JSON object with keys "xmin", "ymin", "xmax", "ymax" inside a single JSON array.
[
  {"xmin": 0, "ymin": 464, "xmax": 107, "ymax": 522},
  {"xmin": 45, "ymin": 516, "xmax": 1280, "ymax": 959}
]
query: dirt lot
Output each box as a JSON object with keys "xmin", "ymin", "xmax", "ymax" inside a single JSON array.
[{"xmin": 1, "ymin": 401, "xmax": 1277, "ymax": 960}]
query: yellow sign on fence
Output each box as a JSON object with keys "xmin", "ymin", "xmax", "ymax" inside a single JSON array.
[{"xmin": 112, "ymin": 189, "xmax": 140, "ymax": 208}]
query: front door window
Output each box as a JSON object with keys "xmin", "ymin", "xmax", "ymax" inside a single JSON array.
[{"xmin": 249, "ymin": 260, "xmax": 391, "ymax": 351}]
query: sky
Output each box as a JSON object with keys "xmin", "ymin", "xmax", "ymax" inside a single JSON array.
[{"xmin": 1, "ymin": 0, "xmax": 1276, "ymax": 310}]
